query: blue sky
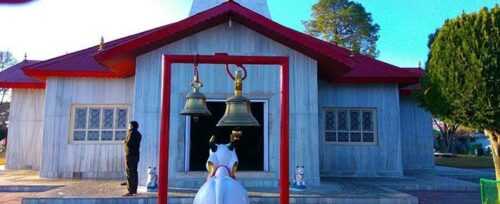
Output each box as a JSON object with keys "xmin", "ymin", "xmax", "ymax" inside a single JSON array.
[{"xmin": 1, "ymin": 0, "xmax": 498, "ymax": 67}]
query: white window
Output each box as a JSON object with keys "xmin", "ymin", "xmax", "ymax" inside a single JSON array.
[
  {"xmin": 324, "ymin": 108, "xmax": 377, "ymax": 144},
  {"xmin": 70, "ymin": 104, "xmax": 129, "ymax": 143}
]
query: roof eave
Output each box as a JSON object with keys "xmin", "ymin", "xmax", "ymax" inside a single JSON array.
[
  {"xmin": 333, "ymin": 76, "xmax": 421, "ymax": 84},
  {"xmin": 23, "ymin": 68, "xmax": 122, "ymax": 80},
  {"xmin": 0, "ymin": 82, "xmax": 45, "ymax": 89}
]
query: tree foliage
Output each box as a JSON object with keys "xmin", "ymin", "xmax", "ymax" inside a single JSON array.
[
  {"xmin": 304, "ymin": 0, "xmax": 380, "ymax": 57},
  {"xmin": 0, "ymin": 51, "xmax": 16, "ymax": 70},
  {"xmin": 0, "ymin": 51, "xmax": 16, "ymax": 105},
  {"xmin": 418, "ymin": 6, "xmax": 499, "ymax": 131},
  {"xmin": 433, "ymin": 119, "xmax": 460, "ymax": 153},
  {"xmin": 0, "ymin": 51, "xmax": 15, "ymax": 145}
]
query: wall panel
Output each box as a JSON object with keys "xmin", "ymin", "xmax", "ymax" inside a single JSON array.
[
  {"xmin": 318, "ymin": 82, "xmax": 403, "ymax": 177},
  {"xmin": 6, "ymin": 89, "xmax": 45, "ymax": 170},
  {"xmin": 40, "ymin": 77, "xmax": 134, "ymax": 178}
]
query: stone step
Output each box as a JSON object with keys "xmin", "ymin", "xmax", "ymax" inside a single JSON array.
[
  {"xmin": 23, "ymin": 195, "xmax": 418, "ymax": 204},
  {"xmin": 0, "ymin": 185, "xmax": 62, "ymax": 192},
  {"xmin": 169, "ymin": 178, "xmax": 279, "ymax": 188}
]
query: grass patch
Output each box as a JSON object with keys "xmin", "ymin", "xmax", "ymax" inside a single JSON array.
[
  {"xmin": 435, "ymin": 154, "xmax": 494, "ymax": 168},
  {"xmin": 0, "ymin": 151, "xmax": 5, "ymax": 165}
]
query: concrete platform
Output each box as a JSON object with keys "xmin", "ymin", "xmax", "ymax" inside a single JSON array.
[
  {"xmin": 21, "ymin": 184, "xmax": 417, "ymax": 204},
  {"xmin": 0, "ymin": 168, "xmax": 481, "ymax": 204}
]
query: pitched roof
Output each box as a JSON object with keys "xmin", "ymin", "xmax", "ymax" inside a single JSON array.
[
  {"xmin": 17, "ymin": 0, "xmax": 421, "ymax": 86},
  {"xmin": 0, "ymin": 60, "xmax": 44, "ymax": 89},
  {"xmin": 335, "ymin": 55, "xmax": 424, "ymax": 84},
  {"xmin": 93, "ymin": 0, "xmax": 353, "ymax": 79},
  {"xmin": 398, "ymin": 67, "xmax": 425, "ymax": 95},
  {"xmin": 22, "ymin": 30, "xmax": 154, "ymax": 79}
]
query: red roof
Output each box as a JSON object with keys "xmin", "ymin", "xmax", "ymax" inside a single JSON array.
[
  {"xmin": 401, "ymin": 67, "xmax": 425, "ymax": 76},
  {"xmin": 335, "ymin": 55, "xmax": 424, "ymax": 84},
  {"xmin": 400, "ymin": 83, "xmax": 423, "ymax": 96},
  {"xmin": 398, "ymin": 67, "xmax": 424, "ymax": 95},
  {"xmin": 11, "ymin": 0, "xmax": 421, "ymax": 87},
  {"xmin": 94, "ymin": 0, "xmax": 353, "ymax": 79},
  {"xmin": 22, "ymin": 31, "xmax": 153, "ymax": 79},
  {"xmin": 0, "ymin": 60, "xmax": 45, "ymax": 89}
]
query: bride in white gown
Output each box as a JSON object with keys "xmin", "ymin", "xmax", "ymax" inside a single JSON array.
[{"xmin": 193, "ymin": 131, "xmax": 249, "ymax": 204}]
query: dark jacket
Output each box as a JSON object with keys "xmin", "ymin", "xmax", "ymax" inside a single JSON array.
[{"xmin": 124, "ymin": 129, "xmax": 142, "ymax": 157}]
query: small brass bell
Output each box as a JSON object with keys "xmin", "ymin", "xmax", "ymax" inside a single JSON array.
[
  {"xmin": 217, "ymin": 70, "xmax": 259, "ymax": 127},
  {"xmin": 180, "ymin": 74, "xmax": 211, "ymax": 119}
]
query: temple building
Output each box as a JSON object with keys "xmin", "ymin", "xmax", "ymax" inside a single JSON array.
[{"xmin": 0, "ymin": 0, "xmax": 433, "ymax": 187}]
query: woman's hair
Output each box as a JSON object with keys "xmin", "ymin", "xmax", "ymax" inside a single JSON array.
[{"xmin": 130, "ymin": 121, "xmax": 139, "ymax": 129}]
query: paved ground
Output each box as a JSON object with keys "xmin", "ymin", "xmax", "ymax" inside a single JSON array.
[
  {"xmin": 435, "ymin": 166, "xmax": 495, "ymax": 183},
  {"xmin": 0, "ymin": 165, "xmax": 491, "ymax": 204},
  {"xmin": 404, "ymin": 190, "xmax": 481, "ymax": 204},
  {"xmin": 0, "ymin": 192, "xmax": 35, "ymax": 204},
  {"xmin": 416, "ymin": 166, "xmax": 495, "ymax": 203}
]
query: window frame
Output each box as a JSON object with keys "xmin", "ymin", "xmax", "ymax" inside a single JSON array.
[
  {"xmin": 322, "ymin": 107, "xmax": 378, "ymax": 145},
  {"xmin": 69, "ymin": 104, "xmax": 130, "ymax": 144}
]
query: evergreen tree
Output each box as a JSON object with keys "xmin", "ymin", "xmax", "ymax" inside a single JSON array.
[
  {"xmin": 304, "ymin": 0, "xmax": 380, "ymax": 57},
  {"xmin": 418, "ymin": 6, "xmax": 500, "ymax": 178}
]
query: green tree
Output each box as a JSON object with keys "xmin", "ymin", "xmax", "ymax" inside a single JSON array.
[
  {"xmin": 0, "ymin": 51, "xmax": 16, "ymax": 104},
  {"xmin": 304, "ymin": 0, "xmax": 380, "ymax": 57},
  {"xmin": 0, "ymin": 51, "xmax": 15, "ymax": 151},
  {"xmin": 417, "ymin": 6, "xmax": 500, "ymax": 178},
  {"xmin": 0, "ymin": 51, "xmax": 16, "ymax": 70}
]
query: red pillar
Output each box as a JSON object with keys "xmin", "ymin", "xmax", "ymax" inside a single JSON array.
[
  {"xmin": 158, "ymin": 59, "xmax": 172, "ymax": 204},
  {"xmin": 158, "ymin": 55, "xmax": 289, "ymax": 204},
  {"xmin": 279, "ymin": 60, "xmax": 290, "ymax": 204}
]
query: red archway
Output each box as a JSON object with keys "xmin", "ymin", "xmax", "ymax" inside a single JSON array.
[{"xmin": 159, "ymin": 53, "xmax": 290, "ymax": 204}]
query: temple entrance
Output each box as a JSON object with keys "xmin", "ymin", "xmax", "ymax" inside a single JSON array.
[{"xmin": 186, "ymin": 100, "xmax": 267, "ymax": 171}]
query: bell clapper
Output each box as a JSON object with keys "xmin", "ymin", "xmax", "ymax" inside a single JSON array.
[{"xmin": 192, "ymin": 116, "xmax": 200, "ymax": 123}]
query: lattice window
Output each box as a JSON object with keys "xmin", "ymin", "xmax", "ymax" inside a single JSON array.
[
  {"xmin": 324, "ymin": 108, "xmax": 377, "ymax": 144},
  {"xmin": 70, "ymin": 105, "xmax": 130, "ymax": 143}
]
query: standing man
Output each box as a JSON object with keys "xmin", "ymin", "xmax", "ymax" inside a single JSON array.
[{"xmin": 123, "ymin": 121, "xmax": 142, "ymax": 196}]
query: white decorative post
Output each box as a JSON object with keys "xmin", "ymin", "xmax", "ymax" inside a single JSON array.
[
  {"xmin": 146, "ymin": 166, "xmax": 158, "ymax": 192},
  {"xmin": 291, "ymin": 166, "xmax": 306, "ymax": 191}
]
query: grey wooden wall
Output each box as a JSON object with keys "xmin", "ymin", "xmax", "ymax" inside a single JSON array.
[
  {"xmin": 6, "ymin": 89, "xmax": 45, "ymax": 170},
  {"xmin": 135, "ymin": 22, "xmax": 320, "ymax": 186},
  {"xmin": 318, "ymin": 81, "xmax": 404, "ymax": 177},
  {"xmin": 40, "ymin": 77, "xmax": 134, "ymax": 178},
  {"xmin": 399, "ymin": 96, "xmax": 434, "ymax": 172}
]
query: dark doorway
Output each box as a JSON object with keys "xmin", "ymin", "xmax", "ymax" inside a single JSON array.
[{"xmin": 189, "ymin": 101, "xmax": 265, "ymax": 171}]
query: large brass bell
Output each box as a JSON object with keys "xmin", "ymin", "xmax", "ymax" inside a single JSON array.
[
  {"xmin": 180, "ymin": 68, "xmax": 211, "ymax": 119},
  {"xmin": 217, "ymin": 70, "xmax": 259, "ymax": 127}
]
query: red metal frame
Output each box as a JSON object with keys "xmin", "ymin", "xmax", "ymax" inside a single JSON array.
[{"xmin": 160, "ymin": 53, "xmax": 289, "ymax": 204}]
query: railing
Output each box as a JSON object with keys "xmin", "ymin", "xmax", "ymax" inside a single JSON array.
[{"xmin": 480, "ymin": 178, "xmax": 500, "ymax": 204}]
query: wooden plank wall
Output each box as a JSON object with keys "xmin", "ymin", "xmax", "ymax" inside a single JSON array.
[
  {"xmin": 399, "ymin": 96, "xmax": 434, "ymax": 172},
  {"xmin": 135, "ymin": 22, "xmax": 320, "ymax": 186},
  {"xmin": 6, "ymin": 89, "xmax": 45, "ymax": 170},
  {"xmin": 318, "ymin": 81, "xmax": 404, "ymax": 177},
  {"xmin": 40, "ymin": 77, "xmax": 134, "ymax": 178}
]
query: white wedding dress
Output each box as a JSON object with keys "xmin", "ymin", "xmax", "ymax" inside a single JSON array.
[{"xmin": 193, "ymin": 144, "xmax": 249, "ymax": 204}]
